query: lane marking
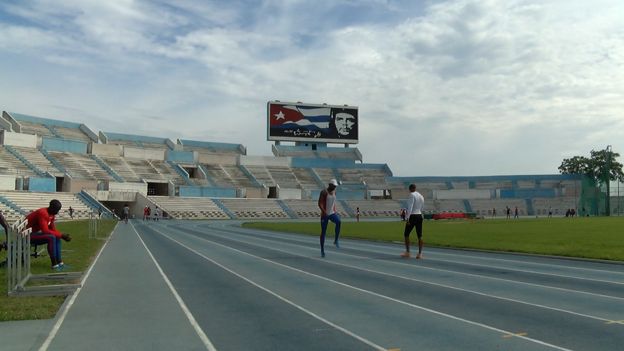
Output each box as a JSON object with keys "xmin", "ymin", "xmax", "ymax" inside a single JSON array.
[
  {"xmin": 211, "ymin": 223, "xmax": 624, "ymax": 285},
  {"xmin": 155, "ymin": 226, "xmax": 574, "ymax": 351},
  {"xmin": 185, "ymin": 225, "xmax": 617, "ymax": 323},
  {"xmin": 503, "ymin": 332, "xmax": 528, "ymax": 338},
  {"xmin": 145, "ymin": 225, "xmax": 386, "ymax": 351},
  {"xmin": 39, "ymin": 222, "xmax": 119, "ymax": 351},
  {"xmin": 131, "ymin": 223, "xmax": 217, "ymax": 351},
  {"xmin": 181, "ymin": 223, "xmax": 624, "ymax": 302},
  {"xmin": 605, "ymin": 320, "xmax": 624, "ymax": 325}
]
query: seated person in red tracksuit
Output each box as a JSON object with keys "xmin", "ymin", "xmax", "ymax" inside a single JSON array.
[
  {"xmin": 27, "ymin": 199, "xmax": 72, "ymax": 270},
  {"xmin": 0, "ymin": 210, "xmax": 8, "ymax": 251}
]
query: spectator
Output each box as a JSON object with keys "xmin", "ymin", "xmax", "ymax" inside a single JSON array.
[
  {"xmin": 154, "ymin": 207, "xmax": 161, "ymax": 221},
  {"xmin": 514, "ymin": 206, "xmax": 519, "ymax": 219},
  {"xmin": 0, "ymin": 210, "xmax": 8, "ymax": 251},
  {"xmin": 26, "ymin": 199, "xmax": 72, "ymax": 271},
  {"xmin": 68, "ymin": 206, "xmax": 74, "ymax": 219},
  {"xmin": 143, "ymin": 206, "xmax": 150, "ymax": 221},
  {"xmin": 356, "ymin": 207, "xmax": 360, "ymax": 222}
]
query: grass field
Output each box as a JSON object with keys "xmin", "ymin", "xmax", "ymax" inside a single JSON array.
[
  {"xmin": 0, "ymin": 219, "xmax": 117, "ymax": 321},
  {"xmin": 243, "ymin": 216, "xmax": 624, "ymax": 261}
]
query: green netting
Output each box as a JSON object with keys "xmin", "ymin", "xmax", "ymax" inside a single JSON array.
[{"xmin": 579, "ymin": 175, "xmax": 607, "ymax": 216}]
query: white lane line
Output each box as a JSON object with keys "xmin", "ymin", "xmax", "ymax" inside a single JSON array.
[
  {"xmin": 196, "ymin": 227, "xmax": 614, "ymax": 323},
  {"xmin": 147, "ymin": 226, "xmax": 386, "ymax": 351},
  {"xmin": 131, "ymin": 223, "xmax": 217, "ymax": 351},
  {"xmin": 39, "ymin": 222, "xmax": 119, "ymax": 351},
  {"xmin": 212, "ymin": 224, "xmax": 624, "ymax": 284},
  {"xmin": 158, "ymin": 226, "xmax": 573, "ymax": 351},
  {"xmin": 187, "ymin": 224, "xmax": 624, "ymax": 302}
]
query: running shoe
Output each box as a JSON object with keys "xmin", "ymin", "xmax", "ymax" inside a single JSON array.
[
  {"xmin": 416, "ymin": 253, "xmax": 423, "ymax": 259},
  {"xmin": 334, "ymin": 240, "xmax": 340, "ymax": 249},
  {"xmin": 400, "ymin": 252, "xmax": 410, "ymax": 258},
  {"xmin": 321, "ymin": 251, "xmax": 325, "ymax": 258}
]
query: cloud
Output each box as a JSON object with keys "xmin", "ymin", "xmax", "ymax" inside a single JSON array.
[{"xmin": 1, "ymin": 0, "xmax": 623, "ymax": 176}]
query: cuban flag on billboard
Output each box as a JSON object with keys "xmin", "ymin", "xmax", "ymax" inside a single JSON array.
[
  {"xmin": 267, "ymin": 101, "xmax": 358, "ymax": 143},
  {"xmin": 269, "ymin": 104, "xmax": 331, "ymax": 132}
]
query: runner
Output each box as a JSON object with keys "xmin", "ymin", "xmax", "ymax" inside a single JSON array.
[
  {"xmin": 318, "ymin": 179, "xmax": 341, "ymax": 257},
  {"xmin": 401, "ymin": 184, "xmax": 425, "ymax": 259}
]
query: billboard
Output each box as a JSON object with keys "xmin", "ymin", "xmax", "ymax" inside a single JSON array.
[{"xmin": 267, "ymin": 101, "xmax": 358, "ymax": 144}]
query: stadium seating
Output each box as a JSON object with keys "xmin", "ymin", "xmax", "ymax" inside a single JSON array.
[
  {"xmin": 219, "ymin": 199, "xmax": 288, "ymax": 219},
  {"xmin": 0, "ymin": 191, "xmax": 94, "ymax": 220},
  {"xmin": 0, "ymin": 146, "xmax": 36, "ymax": 176},
  {"xmin": 346, "ymin": 199, "xmax": 403, "ymax": 217},
  {"xmin": 149, "ymin": 196, "xmax": 229, "ymax": 219},
  {"xmin": 47, "ymin": 151, "xmax": 114, "ymax": 180},
  {"xmin": 12, "ymin": 146, "xmax": 62, "ymax": 176}
]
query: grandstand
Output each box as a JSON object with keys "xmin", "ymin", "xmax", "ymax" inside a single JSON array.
[{"xmin": 0, "ymin": 109, "xmax": 594, "ymax": 221}]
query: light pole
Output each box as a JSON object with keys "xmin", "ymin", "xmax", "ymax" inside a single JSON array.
[{"xmin": 605, "ymin": 145, "xmax": 612, "ymax": 216}]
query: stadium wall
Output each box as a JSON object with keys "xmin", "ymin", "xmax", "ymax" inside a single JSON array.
[
  {"xmin": 27, "ymin": 177, "xmax": 56, "ymax": 192},
  {"xmin": 90, "ymin": 143, "xmax": 123, "ymax": 156},
  {"xmin": 435, "ymin": 189, "xmax": 492, "ymax": 200},
  {"xmin": 278, "ymin": 188, "xmax": 302, "ymax": 199},
  {"xmin": 0, "ymin": 131, "xmax": 37, "ymax": 147},
  {"xmin": 42, "ymin": 137, "xmax": 88, "ymax": 154},
  {"xmin": 179, "ymin": 186, "xmax": 236, "ymax": 198},
  {"xmin": 123, "ymin": 147, "xmax": 165, "ymax": 160},
  {"xmin": 198, "ymin": 154, "xmax": 238, "ymax": 165},
  {"xmin": 0, "ymin": 175, "xmax": 14, "ymax": 190},
  {"xmin": 63, "ymin": 177, "xmax": 97, "ymax": 193},
  {"xmin": 109, "ymin": 181, "xmax": 148, "ymax": 194},
  {"xmin": 309, "ymin": 189, "xmax": 366, "ymax": 200},
  {"xmin": 239, "ymin": 155, "xmax": 290, "ymax": 167},
  {"xmin": 166, "ymin": 150, "xmax": 195, "ymax": 163},
  {"xmin": 291, "ymin": 158, "xmax": 355, "ymax": 169},
  {"xmin": 499, "ymin": 188, "xmax": 557, "ymax": 198}
]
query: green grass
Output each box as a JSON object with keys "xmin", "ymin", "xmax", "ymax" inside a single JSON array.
[
  {"xmin": 243, "ymin": 217, "xmax": 624, "ymax": 261},
  {"xmin": 0, "ymin": 219, "xmax": 117, "ymax": 321}
]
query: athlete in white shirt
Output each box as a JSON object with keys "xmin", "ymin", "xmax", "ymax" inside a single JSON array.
[{"xmin": 401, "ymin": 184, "xmax": 425, "ymax": 259}]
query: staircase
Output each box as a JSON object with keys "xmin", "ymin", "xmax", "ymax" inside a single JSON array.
[
  {"xmin": 276, "ymin": 199, "xmax": 297, "ymax": 219},
  {"xmin": 167, "ymin": 161, "xmax": 193, "ymax": 186}
]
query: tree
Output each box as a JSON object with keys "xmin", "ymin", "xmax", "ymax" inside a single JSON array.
[{"xmin": 558, "ymin": 148, "xmax": 624, "ymax": 183}]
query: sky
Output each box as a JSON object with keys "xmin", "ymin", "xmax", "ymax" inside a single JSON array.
[{"xmin": 1, "ymin": 0, "xmax": 623, "ymax": 177}]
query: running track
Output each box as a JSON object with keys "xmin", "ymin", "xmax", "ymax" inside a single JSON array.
[{"xmin": 42, "ymin": 220, "xmax": 624, "ymax": 351}]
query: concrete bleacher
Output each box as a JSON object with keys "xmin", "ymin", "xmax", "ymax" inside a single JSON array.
[
  {"xmin": 532, "ymin": 198, "xmax": 577, "ymax": 216},
  {"xmin": 52, "ymin": 126, "xmax": 92, "ymax": 143},
  {"xmin": 150, "ymin": 160, "xmax": 188, "ymax": 185},
  {"xmin": 219, "ymin": 199, "xmax": 288, "ymax": 219},
  {"xmin": 246, "ymin": 166, "xmax": 275, "ymax": 187},
  {"xmin": 469, "ymin": 199, "xmax": 528, "ymax": 217},
  {"xmin": 48, "ymin": 151, "xmax": 114, "ymax": 180},
  {"xmin": 221, "ymin": 166, "xmax": 258, "ymax": 188},
  {"xmin": 12, "ymin": 146, "xmax": 62, "ymax": 176},
  {"xmin": 313, "ymin": 168, "xmax": 336, "ymax": 184},
  {"xmin": 149, "ymin": 196, "xmax": 229, "ymax": 219},
  {"xmin": 347, "ymin": 199, "xmax": 403, "ymax": 217},
  {"xmin": 282, "ymin": 199, "xmax": 350, "ymax": 218},
  {"xmin": 0, "ymin": 191, "xmax": 94, "ymax": 220},
  {"xmin": 98, "ymin": 156, "xmax": 140, "ymax": 182},
  {"xmin": 432, "ymin": 199, "xmax": 466, "ymax": 213},
  {"xmin": 0, "ymin": 146, "xmax": 36, "ymax": 176},
  {"xmin": 123, "ymin": 159, "xmax": 168, "ymax": 181},
  {"xmin": 291, "ymin": 168, "xmax": 321, "ymax": 189},
  {"xmin": 181, "ymin": 139, "xmax": 245, "ymax": 156},
  {"xmin": 201, "ymin": 164, "xmax": 237, "ymax": 187},
  {"xmin": 17, "ymin": 120, "xmax": 56, "ymax": 138},
  {"xmin": 267, "ymin": 166, "xmax": 300, "ymax": 188}
]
